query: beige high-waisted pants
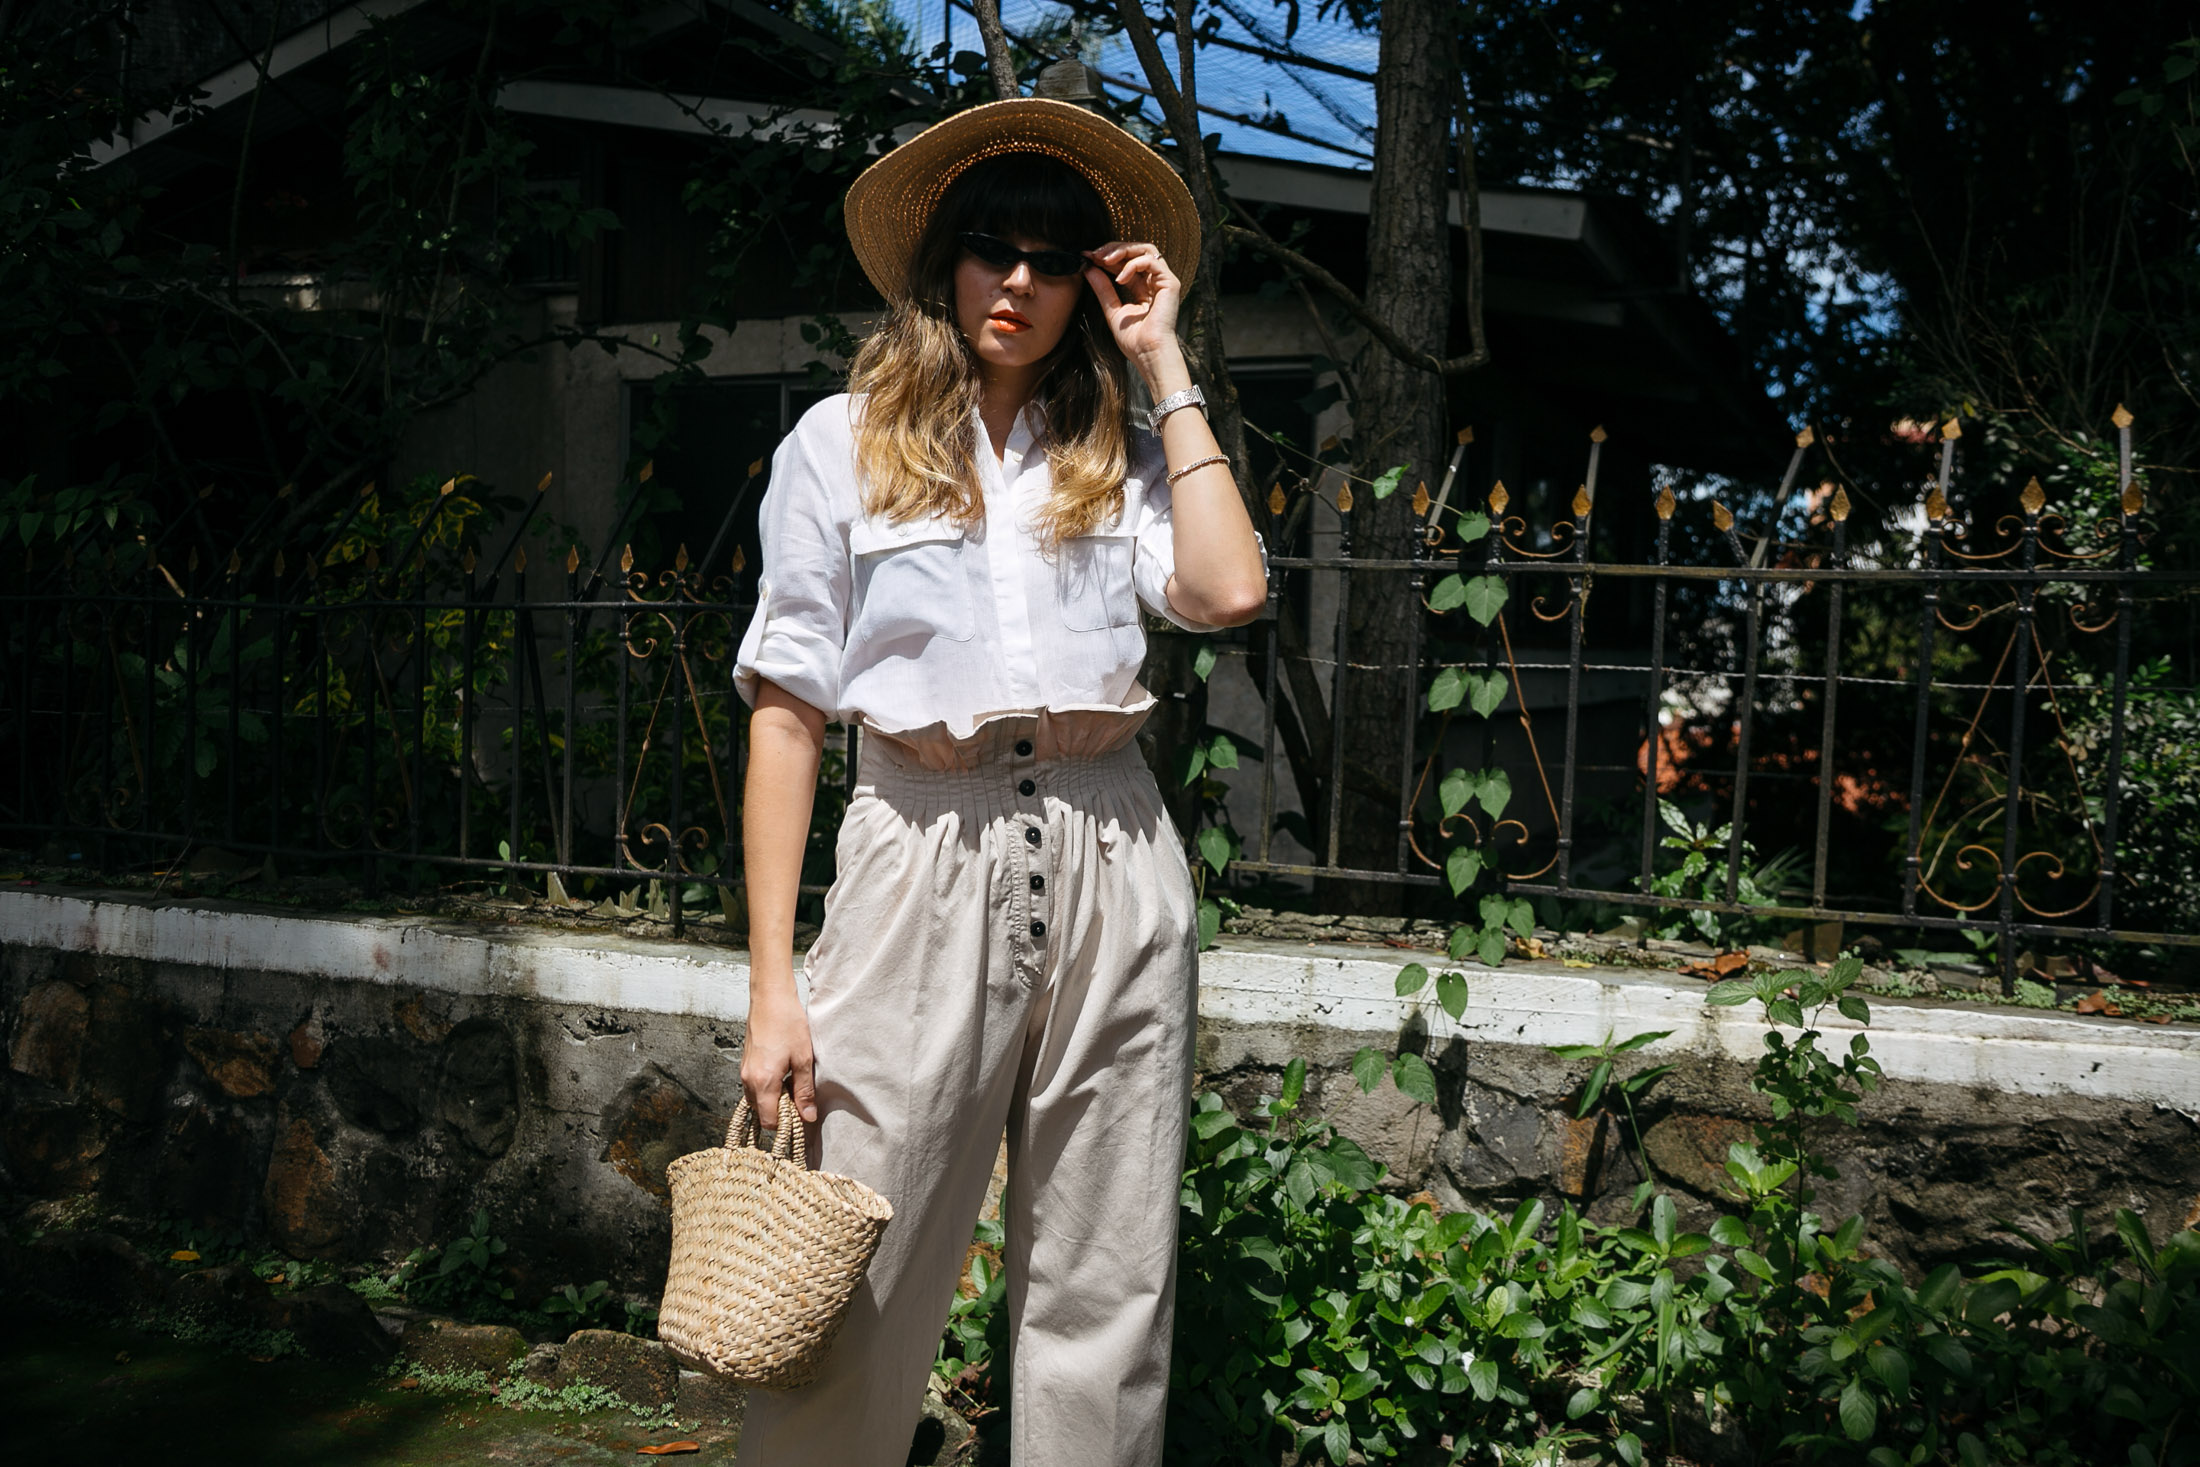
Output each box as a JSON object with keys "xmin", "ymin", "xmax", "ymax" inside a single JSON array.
[{"xmin": 733, "ymin": 721, "xmax": 1199, "ymax": 1467}]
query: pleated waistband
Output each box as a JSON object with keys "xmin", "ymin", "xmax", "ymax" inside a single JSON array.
[{"xmin": 857, "ymin": 716, "xmax": 1154, "ymax": 815}]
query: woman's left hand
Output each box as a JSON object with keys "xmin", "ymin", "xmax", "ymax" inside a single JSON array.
[{"xmin": 1083, "ymin": 241, "xmax": 1184, "ymax": 380}]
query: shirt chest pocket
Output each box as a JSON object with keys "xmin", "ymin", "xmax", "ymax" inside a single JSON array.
[
  {"xmin": 1054, "ymin": 531, "xmax": 1138, "ymax": 632},
  {"xmin": 849, "ymin": 515, "xmax": 975, "ymax": 644}
]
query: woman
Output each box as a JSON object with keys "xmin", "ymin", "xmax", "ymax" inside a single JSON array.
[{"xmin": 730, "ymin": 98, "xmax": 1266, "ymax": 1465}]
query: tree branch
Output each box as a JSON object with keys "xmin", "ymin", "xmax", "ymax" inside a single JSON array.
[
  {"xmin": 1111, "ymin": 0, "xmax": 1224, "ymax": 234},
  {"xmin": 1451, "ymin": 68, "xmax": 1489, "ymax": 375},
  {"xmin": 1226, "ymin": 199, "xmax": 1487, "ymax": 379},
  {"xmin": 1221, "ymin": 216, "xmax": 1441, "ymax": 375},
  {"xmin": 970, "ymin": 0, "xmax": 1019, "ymax": 100},
  {"xmin": 222, "ymin": 0, "xmax": 281, "ymax": 300}
]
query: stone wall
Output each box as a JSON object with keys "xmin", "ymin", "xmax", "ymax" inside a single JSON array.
[{"xmin": 4, "ymin": 889, "xmax": 2197, "ymax": 1293}]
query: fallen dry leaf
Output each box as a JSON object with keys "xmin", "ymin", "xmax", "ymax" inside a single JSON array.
[
  {"xmin": 2075, "ymin": 991, "xmax": 2122, "ymax": 1017},
  {"xmin": 638, "ymin": 1444, "xmax": 702, "ymax": 1456},
  {"xmin": 1679, "ymin": 951, "xmax": 1751, "ymax": 979},
  {"xmin": 1562, "ymin": 958, "xmax": 1596, "ymax": 969},
  {"xmin": 170, "ymin": 1249, "xmax": 200, "ymax": 1262},
  {"xmin": 396, "ymin": 1377, "xmax": 420, "ymax": 1391}
]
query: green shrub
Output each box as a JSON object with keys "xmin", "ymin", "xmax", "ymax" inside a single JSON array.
[{"xmin": 940, "ymin": 956, "xmax": 2200, "ymax": 1465}]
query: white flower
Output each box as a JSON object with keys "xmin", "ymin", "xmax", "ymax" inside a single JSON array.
[{"xmin": 1459, "ymin": 1348, "xmax": 1477, "ymax": 1373}]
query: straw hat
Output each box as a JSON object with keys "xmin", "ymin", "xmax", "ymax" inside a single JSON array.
[{"xmin": 844, "ymin": 97, "xmax": 1203, "ymax": 301}]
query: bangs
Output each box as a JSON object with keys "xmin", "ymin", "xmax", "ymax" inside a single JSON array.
[{"xmin": 935, "ymin": 154, "xmax": 1115, "ymax": 251}]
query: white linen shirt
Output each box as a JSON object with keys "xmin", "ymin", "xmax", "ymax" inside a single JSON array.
[{"xmin": 734, "ymin": 393, "xmax": 1224, "ymax": 755}]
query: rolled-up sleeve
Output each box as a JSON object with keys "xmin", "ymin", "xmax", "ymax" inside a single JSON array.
[
  {"xmin": 1130, "ymin": 439, "xmax": 1268, "ymax": 632},
  {"xmin": 735, "ymin": 421, "xmax": 848, "ymax": 714}
]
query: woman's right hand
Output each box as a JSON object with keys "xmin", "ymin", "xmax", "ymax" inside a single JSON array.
[{"xmin": 741, "ymin": 979, "xmax": 819, "ymax": 1124}]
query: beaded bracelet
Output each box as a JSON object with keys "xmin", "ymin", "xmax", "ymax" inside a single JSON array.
[{"xmin": 1164, "ymin": 453, "xmax": 1230, "ymax": 486}]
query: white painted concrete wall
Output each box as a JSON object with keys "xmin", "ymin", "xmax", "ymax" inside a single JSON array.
[{"xmin": 5, "ymin": 889, "xmax": 2193, "ymax": 1110}]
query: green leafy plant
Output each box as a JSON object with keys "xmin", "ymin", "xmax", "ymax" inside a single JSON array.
[
  {"xmin": 925, "ymin": 946, "xmax": 2198, "ymax": 1465},
  {"xmin": 382, "ymin": 1208, "xmax": 515, "ymax": 1317},
  {"xmin": 539, "ymin": 1279, "xmax": 614, "ymax": 1331},
  {"xmin": 1649, "ymin": 800, "xmax": 1800, "ymax": 945},
  {"xmin": 1546, "ymin": 1028, "xmax": 1675, "ymax": 1206},
  {"xmin": 933, "ymin": 1217, "xmax": 1007, "ymax": 1419}
]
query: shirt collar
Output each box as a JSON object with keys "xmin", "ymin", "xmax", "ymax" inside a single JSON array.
[{"xmin": 973, "ymin": 397, "xmax": 1045, "ymax": 480}]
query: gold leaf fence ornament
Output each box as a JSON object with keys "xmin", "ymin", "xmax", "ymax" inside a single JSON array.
[
  {"xmin": 675, "ymin": 543, "xmax": 690, "ymax": 573},
  {"xmin": 1589, "ymin": 425, "xmax": 1607, "ymax": 444},
  {"xmin": 1268, "ymin": 482, "xmax": 1286, "ymax": 516},
  {"xmin": 1796, "ymin": 425, "xmax": 1816, "ymax": 448},
  {"xmin": 1925, "ymin": 485, "xmax": 1950, "ymax": 522},
  {"xmin": 1411, "ymin": 481, "xmax": 1430, "ymax": 517},
  {"xmin": 2112, "ymin": 403, "xmax": 2134, "ymax": 429},
  {"xmin": 1654, "ymin": 484, "xmax": 1676, "ymax": 520},
  {"xmin": 462, "ymin": 546, "xmax": 477, "ymax": 574},
  {"xmin": 1712, "ymin": 501, "xmax": 1734, "ymax": 533},
  {"xmin": 1941, "ymin": 418, "xmax": 1961, "ymax": 440},
  {"xmin": 732, "ymin": 546, "xmax": 747, "ymax": 573},
  {"xmin": 1830, "ymin": 486, "xmax": 1852, "ymax": 522},
  {"xmin": 2121, "ymin": 482, "xmax": 2145, "ymax": 517},
  {"xmin": 1336, "ymin": 481, "xmax": 1354, "ymax": 513},
  {"xmin": 621, "ymin": 544, "xmax": 635, "ymax": 574},
  {"xmin": 1571, "ymin": 485, "xmax": 1592, "ymax": 519},
  {"xmin": 2020, "ymin": 477, "xmax": 2047, "ymax": 515},
  {"xmin": 536, "ymin": 471, "xmax": 554, "ymax": 493},
  {"xmin": 566, "ymin": 545, "xmax": 581, "ymax": 575},
  {"xmin": 1487, "ymin": 481, "xmax": 1509, "ymax": 517}
]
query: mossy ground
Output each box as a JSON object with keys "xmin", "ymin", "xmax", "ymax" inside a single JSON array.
[{"xmin": 1, "ymin": 1309, "xmax": 739, "ymax": 1464}]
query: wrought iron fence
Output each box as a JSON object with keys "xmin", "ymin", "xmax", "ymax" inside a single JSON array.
[
  {"xmin": 0, "ymin": 464, "xmax": 813, "ymax": 938},
  {"xmin": 1220, "ymin": 408, "xmax": 2199, "ymax": 991},
  {"xmin": 2, "ymin": 411, "xmax": 2194, "ymax": 991}
]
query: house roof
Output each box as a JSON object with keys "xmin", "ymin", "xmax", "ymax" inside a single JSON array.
[{"xmin": 83, "ymin": 0, "xmax": 1784, "ymax": 467}]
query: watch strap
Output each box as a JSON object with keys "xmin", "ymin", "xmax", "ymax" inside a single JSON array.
[{"xmin": 1144, "ymin": 385, "xmax": 1206, "ymax": 431}]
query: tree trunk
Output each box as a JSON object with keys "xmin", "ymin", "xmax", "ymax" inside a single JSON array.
[{"xmin": 1330, "ymin": 0, "xmax": 1454, "ymax": 910}]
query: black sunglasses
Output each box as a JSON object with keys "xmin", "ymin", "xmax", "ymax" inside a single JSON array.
[{"xmin": 958, "ymin": 231, "xmax": 1089, "ymax": 279}]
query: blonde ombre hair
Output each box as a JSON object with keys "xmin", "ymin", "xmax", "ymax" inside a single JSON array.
[{"xmin": 848, "ymin": 155, "xmax": 1131, "ymax": 546}]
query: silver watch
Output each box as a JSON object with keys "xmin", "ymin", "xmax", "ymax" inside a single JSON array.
[{"xmin": 1144, "ymin": 385, "xmax": 1206, "ymax": 430}]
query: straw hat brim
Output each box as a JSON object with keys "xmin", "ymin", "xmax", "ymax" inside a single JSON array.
[{"xmin": 844, "ymin": 97, "xmax": 1202, "ymax": 302}]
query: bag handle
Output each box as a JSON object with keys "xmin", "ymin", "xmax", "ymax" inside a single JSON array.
[{"xmin": 723, "ymin": 1090, "xmax": 806, "ymax": 1163}]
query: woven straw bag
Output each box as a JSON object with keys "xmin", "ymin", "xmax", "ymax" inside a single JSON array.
[{"xmin": 658, "ymin": 1092, "xmax": 893, "ymax": 1388}]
